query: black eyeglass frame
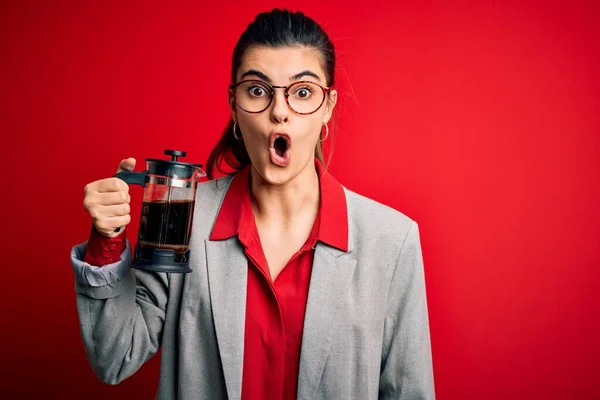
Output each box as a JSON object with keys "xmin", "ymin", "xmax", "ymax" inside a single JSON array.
[{"xmin": 229, "ymin": 79, "xmax": 332, "ymax": 115}]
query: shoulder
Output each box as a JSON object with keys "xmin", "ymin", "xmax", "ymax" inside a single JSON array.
[
  {"xmin": 194, "ymin": 175, "xmax": 235, "ymax": 219},
  {"xmin": 190, "ymin": 175, "xmax": 236, "ymax": 238},
  {"xmin": 196, "ymin": 175, "xmax": 234, "ymax": 198},
  {"xmin": 343, "ymin": 186, "xmax": 416, "ymax": 229},
  {"xmin": 343, "ymin": 186, "xmax": 417, "ymax": 249}
]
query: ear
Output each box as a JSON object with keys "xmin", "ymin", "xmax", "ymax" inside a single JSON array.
[
  {"xmin": 322, "ymin": 89, "xmax": 337, "ymax": 124},
  {"xmin": 228, "ymin": 88, "xmax": 238, "ymax": 121}
]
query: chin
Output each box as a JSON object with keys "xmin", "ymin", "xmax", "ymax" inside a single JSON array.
[
  {"xmin": 260, "ymin": 164, "xmax": 295, "ymax": 186},
  {"xmin": 250, "ymin": 157, "xmax": 296, "ymax": 186}
]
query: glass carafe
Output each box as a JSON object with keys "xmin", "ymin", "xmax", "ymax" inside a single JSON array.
[{"xmin": 114, "ymin": 149, "xmax": 206, "ymax": 273}]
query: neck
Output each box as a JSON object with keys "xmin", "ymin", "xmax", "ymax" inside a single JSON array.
[{"xmin": 249, "ymin": 160, "xmax": 320, "ymax": 223}]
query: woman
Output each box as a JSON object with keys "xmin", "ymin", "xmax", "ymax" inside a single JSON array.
[{"xmin": 71, "ymin": 8, "xmax": 435, "ymax": 400}]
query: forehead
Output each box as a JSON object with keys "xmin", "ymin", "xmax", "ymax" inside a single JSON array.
[{"xmin": 238, "ymin": 46, "xmax": 325, "ymax": 82}]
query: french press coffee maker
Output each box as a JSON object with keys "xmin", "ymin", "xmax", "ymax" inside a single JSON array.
[{"xmin": 114, "ymin": 149, "xmax": 206, "ymax": 273}]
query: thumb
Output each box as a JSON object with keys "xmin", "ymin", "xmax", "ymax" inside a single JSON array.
[{"xmin": 117, "ymin": 157, "xmax": 136, "ymax": 173}]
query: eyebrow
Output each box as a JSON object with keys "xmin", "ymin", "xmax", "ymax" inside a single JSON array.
[{"xmin": 239, "ymin": 69, "xmax": 322, "ymax": 83}]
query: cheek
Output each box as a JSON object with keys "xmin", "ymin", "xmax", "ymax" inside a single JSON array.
[
  {"xmin": 238, "ymin": 116, "xmax": 267, "ymax": 155},
  {"xmin": 304, "ymin": 117, "xmax": 324, "ymax": 142},
  {"xmin": 238, "ymin": 116, "xmax": 262, "ymax": 138}
]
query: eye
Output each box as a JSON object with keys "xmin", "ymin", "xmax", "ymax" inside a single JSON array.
[
  {"xmin": 248, "ymin": 85, "xmax": 269, "ymax": 98},
  {"xmin": 292, "ymin": 86, "xmax": 313, "ymax": 99}
]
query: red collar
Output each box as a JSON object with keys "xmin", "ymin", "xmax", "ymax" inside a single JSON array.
[{"xmin": 209, "ymin": 158, "xmax": 348, "ymax": 252}]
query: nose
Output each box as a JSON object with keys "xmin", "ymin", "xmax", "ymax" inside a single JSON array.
[{"xmin": 269, "ymin": 88, "xmax": 290, "ymax": 124}]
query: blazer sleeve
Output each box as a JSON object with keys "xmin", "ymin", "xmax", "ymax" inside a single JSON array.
[
  {"xmin": 70, "ymin": 239, "xmax": 168, "ymax": 385},
  {"xmin": 379, "ymin": 221, "xmax": 436, "ymax": 399}
]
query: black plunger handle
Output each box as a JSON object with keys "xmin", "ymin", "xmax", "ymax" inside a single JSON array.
[
  {"xmin": 114, "ymin": 170, "xmax": 148, "ymax": 187},
  {"xmin": 112, "ymin": 170, "xmax": 148, "ymax": 232}
]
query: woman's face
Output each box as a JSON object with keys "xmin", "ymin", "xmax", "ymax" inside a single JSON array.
[{"xmin": 229, "ymin": 45, "xmax": 337, "ymax": 186}]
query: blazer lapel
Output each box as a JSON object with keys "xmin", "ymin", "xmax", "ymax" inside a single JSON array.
[
  {"xmin": 297, "ymin": 243, "xmax": 357, "ymax": 400},
  {"xmin": 205, "ymin": 238, "xmax": 248, "ymax": 400}
]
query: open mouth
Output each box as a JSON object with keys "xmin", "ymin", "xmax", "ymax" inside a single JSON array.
[
  {"xmin": 274, "ymin": 136, "xmax": 288, "ymax": 157},
  {"xmin": 269, "ymin": 133, "xmax": 291, "ymax": 167}
]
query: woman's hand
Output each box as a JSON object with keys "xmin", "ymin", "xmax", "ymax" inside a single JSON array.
[{"xmin": 82, "ymin": 158, "xmax": 136, "ymax": 238}]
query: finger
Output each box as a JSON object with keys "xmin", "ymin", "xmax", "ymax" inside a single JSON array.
[
  {"xmin": 89, "ymin": 203, "xmax": 131, "ymax": 222},
  {"xmin": 117, "ymin": 157, "xmax": 136, "ymax": 173},
  {"xmin": 83, "ymin": 189, "xmax": 128, "ymax": 210},
  {"xmin": 97, "ymin": 191, "xmax": 131, "ymax": 206},
  {"xmin": 94, "ymin": 203, "xmax": 131, "ymax": 218},
  {"xmin": 95, "ymin": 214, "xmax": 132, "ymax": 231},
  {"xmin": 96, "ymin": 177, "xmax": 130, "ymax": 193}
]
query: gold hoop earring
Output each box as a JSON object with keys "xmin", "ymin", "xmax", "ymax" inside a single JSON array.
[
  {"xmin": 320, "ymin": 122, "xmax": 329, "ymax": 142},
  {"xmin": 233, "ymin": 120, "xmax": 242, "ymax": 140}
]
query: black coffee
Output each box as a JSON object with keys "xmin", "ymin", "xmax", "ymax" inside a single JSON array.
[{"xmin": 137, "ymin": 200, "xmax": 195, "ymax": 263}]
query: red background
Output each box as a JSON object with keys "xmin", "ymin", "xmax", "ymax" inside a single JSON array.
[{"xmin": 2, "ymin": 0, "xmax": 599, "ymax": 398}]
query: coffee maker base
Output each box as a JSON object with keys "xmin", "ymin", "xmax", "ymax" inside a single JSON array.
[
  {"xmin": 131, "ymin": 262, "xmax": 193, "ymax": 274},
  {"xmin": 131, "ymin": 245, "xmax": 193, "ymax": 274}
]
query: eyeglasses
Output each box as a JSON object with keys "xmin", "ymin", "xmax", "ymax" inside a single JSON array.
[{"xmin": 229, "ymin": 79, "xmax": 331, "ymax": 115}]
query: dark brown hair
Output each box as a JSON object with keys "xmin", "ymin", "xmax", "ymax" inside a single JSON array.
[{"xmin": 206, "ymin": 8, "xmax": 336, "ymax": 180}]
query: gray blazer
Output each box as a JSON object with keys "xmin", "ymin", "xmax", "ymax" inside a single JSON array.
[{"xmin": 70, "ymin": 174, "xmax": 436, "ymax": 399}]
